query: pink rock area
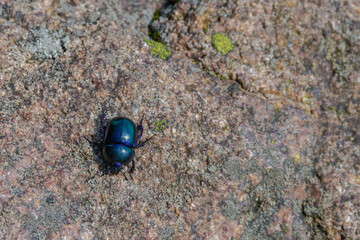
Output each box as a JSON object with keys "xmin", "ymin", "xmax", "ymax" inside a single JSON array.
[{"xmin": 0, "ymin": 0, "xmax": 359, "ymax": 239}]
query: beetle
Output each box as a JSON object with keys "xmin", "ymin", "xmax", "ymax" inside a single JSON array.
[{"xmin": 89, "ymin": 114, "xmax": 151, "ymax": 177}]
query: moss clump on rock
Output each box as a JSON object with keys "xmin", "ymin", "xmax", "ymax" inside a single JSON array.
[
  {"xmin": 152, "ymin": 9, "xmax": 160, "ymax": 21},
  {"xmin": 144, "ymin": 39, "xmax": 172, "ymax": 60},
  {"xmin": 211, "ymin": 33, "xmax": 234, "ymax": 55},
  {"xmin": 148, "ymin": 30, "xmax": 162, "ymax": 42}
]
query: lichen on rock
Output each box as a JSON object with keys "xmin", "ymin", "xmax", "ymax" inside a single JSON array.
[
  {"xmin": 211, "ymin": 33, "xmax": 234, "ymax": 55},
  {"xmin": 23, "ymin": 27, "xmax": 69, "ymax": 61},
  {"xmin": 143, "ymin": 39, "xmax": 171, "ymax": 60}
]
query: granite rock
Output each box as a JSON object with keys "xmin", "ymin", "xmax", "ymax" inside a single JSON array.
[{"xmin": 0, "ymin": 0, "xmax": 359, "ymax": 239}]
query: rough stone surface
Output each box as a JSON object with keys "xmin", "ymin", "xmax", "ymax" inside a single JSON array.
[
  {"xmin": 151, "ymin": 0, "xmax": 360, "ymax": 111},
  {"xmin": 0, "ymin": 0, "xmax": 359, "ymax": 239}
]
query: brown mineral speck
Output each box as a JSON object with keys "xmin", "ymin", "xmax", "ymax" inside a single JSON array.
[
  {"xmin": 247, "ymin": 173, "xmax": 262, "ymax": 187},
  {"xmin": 291, "ymin": 184, "xmax": 307, "ymax": 201},
  {"xmin": 268, "ymin": 207, "xmax": 295, "ymax": 238},
  {"xmin": 309, "ymin": 185, "xmax": 322, "ymax": 200}
]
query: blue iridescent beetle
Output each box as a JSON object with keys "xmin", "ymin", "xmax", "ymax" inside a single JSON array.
[{"xmin": 100, "ymin": 114, "xmax": 150, "ymax": 176}]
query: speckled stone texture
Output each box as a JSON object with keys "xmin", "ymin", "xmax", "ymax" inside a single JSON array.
[{"xmin": 0, "ymin": 0, "xmax": 359, "ymax": 239}]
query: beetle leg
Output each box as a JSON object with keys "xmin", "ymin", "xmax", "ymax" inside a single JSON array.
[
  {"xmin": 139, "ymin": 114, "xmax": 144, "ymax": 125},
  {"xmin": 87, "ymin": 171, "xmax": 102, "ymax": 181},
  {"xmin": 127, "ymin": 159, "xmax": 135, "ymax": 180},
  {"xmin": 113, "ymin": 163, "xmax": 128, "ymax": 180},
  {"xmin": 120, "ymin": 171, "xmax": 128, "ymax": 180},
  {"xmin": 101, "ymin": 113, "xmax": 106, "ymax": 129},
  {"xmin": 136, "ymin": 125, "xmax": 143, "ymax": 147},
  {"xmin": 137, "ymin": 136, "xmax": 153, "ymax": 148},
  {"xmin": 137, "ymin": 115, "xmax": 144, "ymax": 139},
  {"xmin": 138, "ymin": 125, "xmax": 143, "ymax": 139},
  {"xmin": 129, "ymin": 159, "xmax": 135, "ymax": 173},
  {"xmin": 84, "ymin": 136, "xmax": 101, "ymax": 147},
  {"xmin": 102, "ymin": 165, "xmax": 110, "ymax": 176}
]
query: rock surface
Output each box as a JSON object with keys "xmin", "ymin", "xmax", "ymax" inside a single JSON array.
[{"xmin": 0, "ymin": 0, "xmax": 359, "ymax": 239}]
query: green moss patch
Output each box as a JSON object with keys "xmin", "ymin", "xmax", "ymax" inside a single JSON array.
[
  {"xmin": 152, "ymin": 9, "xmax": 160, "ymax": 21},
  {"xmin": 144, "ymin": 39, "xmax": 172, "ymax": 60},
  {"xmin": 211, "ymin": 33, "xmax": 234, "ymax": 55},
  {"xmin": 148, "ymin": 30, "xmax": 162, "ymax": 42}
]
